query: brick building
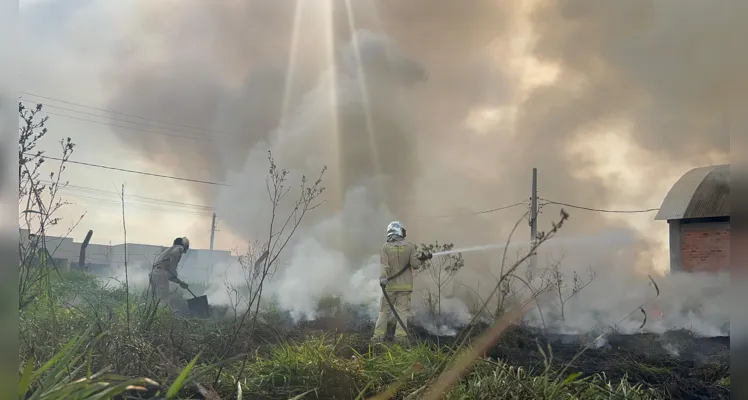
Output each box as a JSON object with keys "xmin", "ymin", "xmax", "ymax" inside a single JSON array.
[{"xmin": 654, "ymin": 164, "xmax": 730, "ymax": 273}]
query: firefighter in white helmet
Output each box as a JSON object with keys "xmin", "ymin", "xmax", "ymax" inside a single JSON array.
[
  {"xmin": 149, "ymin": 237, "xmax": 190, "ymax": 314},
  {"xmin": 372, "ymin": 221, "xmax": 432, "ymax": 344}
]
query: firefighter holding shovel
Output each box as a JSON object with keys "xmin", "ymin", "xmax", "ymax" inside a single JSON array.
[
  {"xmin": 149, "ymin": 237, "xmax": 191, "ymax": 315},
  {"xmin": 371, "ymin": 221, "xmax": 432, "ymax": 345}
]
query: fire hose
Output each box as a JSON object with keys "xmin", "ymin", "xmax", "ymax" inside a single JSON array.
[{"xmin": 380, "ymin": 283, "xmax": 411, "ymax": 339}]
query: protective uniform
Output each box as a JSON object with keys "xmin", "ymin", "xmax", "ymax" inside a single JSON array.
[
  {"xmin": 372, "ymin": 221, "xmax": 431, "ymax": 343},
  {"xmin": 149, "ymin": 237, "xmax": 190, "ymax": 313}
]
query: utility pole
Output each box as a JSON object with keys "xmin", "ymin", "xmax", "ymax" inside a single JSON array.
[
  {"xmin": 209, "ymin": 213, "xmax": 217, "ymax": 251},
  {"xmin": 209, "ymin": 213, "xmax": 217, "ymax": 279},
  {"xmin": 529, "ymin": 168, "xmax": 538, "ymax": 274}
]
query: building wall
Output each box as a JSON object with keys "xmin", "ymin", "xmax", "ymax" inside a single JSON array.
[
  {"xmin": 678, "ymin": 221, "xmax": 730, "ymax": 272},
  {"xmin": 18, "ymin": 229, "xmax": 233, "ymax": 279}
]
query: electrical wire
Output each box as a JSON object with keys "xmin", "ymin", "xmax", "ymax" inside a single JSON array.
[
  {"xmin": 25, "ymin": 153, "xmax": 230, "ymax": 186},
  {"xmin": 45, "ymin": 181, "xmax": 214, "ymax": 210},
  {"xmin": 539, "ymin": 198, "xmax": 659, "ymax": 213},
  {"xmin": 21, "ymin": 100, "xmax": 218, "ymax": 138},
  {"xmin": 420, "ymin": 201, "xmax": 528, "ymax": 219},
  {"xmin": 20, "ymin": 92, "xmax": 237, "ymax": 137},
  {"xmin": 19, "ymin": 99, "xmax": 226, "ymax": 142},
  {"xmin": 41, "ymin": 110, "xmax": 218, "ymax": 143},
  {"xmin": 63, "ymin": 192, "xmax": 214, "ymax": 217}
]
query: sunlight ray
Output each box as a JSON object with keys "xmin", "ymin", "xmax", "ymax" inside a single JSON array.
[
  {"xmin": 280, "ymin": 0, "xmax": 305, "ymax": 124},
  {"xmin": 343, "ymin": 0, "xmax": 384, "ymax": 184},
  {"xmin": 323, "ymin": 0, "xmax": 343, "ymax": 209}
]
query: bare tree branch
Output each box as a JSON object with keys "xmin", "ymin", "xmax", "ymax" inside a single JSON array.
[
  {"xmin": 418, "ymin": 242, "xmax": 464, "ymax": 317},
  {"xmin": 212, "ymin": 151, "xmax": 326, "ymax": 386},
  {"xmin": 18, "ymin": 102, "xmax": 80, "ymax": 312}
]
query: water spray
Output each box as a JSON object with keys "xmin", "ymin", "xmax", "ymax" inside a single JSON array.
[
  {"xmin": 431, "ymin": 243, "xmax": 518, "ymax": 257},
  {"xmin": 430, "ymin": 231, "xmax": 636, "ymax": 257}
]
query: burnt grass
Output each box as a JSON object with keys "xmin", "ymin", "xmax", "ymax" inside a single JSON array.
[
  {"xmin": 297, "ymin": 315, "xmax": 730, "ymax": 400},
  {"xmin": 480, "ymin": 327, "xmax": 728, "ymax": 400}
]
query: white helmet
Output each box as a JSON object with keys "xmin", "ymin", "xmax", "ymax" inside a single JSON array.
[
  {"xmin": 386, "ymin": 221, "xmax": 406, "ymax": 239},
  {"xmin": 181, "ymin": 237, "xmax": 190, "ymax": 251}
]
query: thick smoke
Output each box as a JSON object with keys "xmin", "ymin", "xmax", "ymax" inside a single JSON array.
[
  {"xmin": 52, "ymin": 0, "xmax": 738, "ymax": 332},
  {"xmin": 206, "ymin": 30, "xmax": 426, "ymax": 319}
]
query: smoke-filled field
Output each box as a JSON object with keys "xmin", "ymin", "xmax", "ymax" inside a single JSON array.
[
  {"xmin": 16, "ymin": 0, "xmax": 737, "ymax": 398},
  {"xmin": 17, "ymin": 269, "xmax": 729, "ymax": 399}
]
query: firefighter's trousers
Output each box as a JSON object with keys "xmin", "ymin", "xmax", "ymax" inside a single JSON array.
[
  {"xmin": 149, "ymin": 268, "xmax": 186, "ymax": 314},
  {"xmin": 372, "ymin": 291, "xmax": 412, "ymax": 340}
]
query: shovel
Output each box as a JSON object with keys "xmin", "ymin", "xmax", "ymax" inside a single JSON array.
[{"xmin": 184, "ymin": 287, "xmax": 210, "ymax": 318}]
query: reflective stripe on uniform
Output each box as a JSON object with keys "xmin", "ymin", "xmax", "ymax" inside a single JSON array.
[
  {"xmin": 385, "ymin": 284, "xmax": 413, "ymax": 292},
  {"xmin": 384, "ymin": 243, "xmax": 406, "ymax": 252}
]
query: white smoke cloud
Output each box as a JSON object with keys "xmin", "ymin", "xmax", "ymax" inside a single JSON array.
[
  {"xmin": 209, "ymin": 30, "xmax": 420, "ymax": 320},
  {"xmin": 239, "ymin": 182, "xmax": 395, "ymax": 321},
  {"xmin": 528, "ymin": 269, "xmax": 730, "ymax": 337},
  {"xmin": 440, "ymin": 229, "xmax": 730, "ymax": 337}
]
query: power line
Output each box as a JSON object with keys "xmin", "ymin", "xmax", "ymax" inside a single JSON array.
[
  {"xmin": 64, "ymin": 193, "xmax": 214, "ymax": 216},
  {"xmin": 539, "ymin": 198, "xmax": 659, "ymax": 214},
  {"xmin": 27, "ymin": 153, "xmax": 230, "ymax": 186},
  {"xmin": 45, "ymin": 181, "xmax": 213, "ymax": 210},
  {"xmin": 66, "ymin": 186, "xmax": 212, "ymax": 210},
  {"xmin": 23, "ymin": 101, "xmax": 213, "ymax": 140},
  {"xmin": 420, "ymin": 201, "xmax": 528, "ymax": 219},
  {"xmin": 39, "ymin": 110, "xmax": 217, "ymax": 143},
  {"xmin": 21, "ymin": 92, "xmax": 237, "ymax": 137},
  {"xmin": 19, "ymin": 99, "xmax": 224, "ymax": 142},
  {"xmin": 66, "ymin": 194, "xmax": 212, "ymax": 217}
]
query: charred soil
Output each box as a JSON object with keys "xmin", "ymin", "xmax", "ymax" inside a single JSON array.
[
  {"xmin": 410, "ymin": 323, "xmax": 729, "ymax": 400},
  {"xmin": 293, "ymin": 314, "xmax": 729, "ymax": 400}
]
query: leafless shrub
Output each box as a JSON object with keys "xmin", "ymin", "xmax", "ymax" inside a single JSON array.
[
  {"xmin": 214, "ymin": 151, "xmax": 326, "ymax": 386},
  {"xmin": 482, "ymin": 235, "xmax": 556, "ymax": 321},
  {"xmin": 547, "ymin": 252, "xmax": 597, "ymax": 322},
  {"xmin": 18, "ymin": 102, "xmax": 84, "ymax": 311},
  {"xmin": 418, "ymin": 242, "xmax": 465, "ymax": 317}
]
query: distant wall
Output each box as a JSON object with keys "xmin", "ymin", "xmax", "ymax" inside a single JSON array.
[{"xmin": 19, "ymin": 228, "xmax": 233, "ymax": 279}]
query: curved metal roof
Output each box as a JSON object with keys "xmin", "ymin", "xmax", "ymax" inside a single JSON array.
[{"xmin": 654, "ymin": 164, "xmax": 730, "ymax": 221}]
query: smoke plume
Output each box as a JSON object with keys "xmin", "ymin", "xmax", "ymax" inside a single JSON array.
[{"xmin": 29, "ymin": 0, "xmax": 741, "ymax": 332}]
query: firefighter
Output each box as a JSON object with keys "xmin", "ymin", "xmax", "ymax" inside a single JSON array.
[
  {"xmin": 372, "ymin": 221, "xmax": 432, "ymax": 344},
  {"xmin": 149, "ymin": 237, "xmax": 190, "ymax": 314}
]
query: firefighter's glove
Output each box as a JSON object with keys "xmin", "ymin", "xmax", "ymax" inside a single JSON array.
[
  {"xmin": 179, "ymin": 281, "xmax": 189, "ymax": 289},
  {"xmin": 379, "ymin": 276, "xmax": 388, "ymax": 287},
  {"xmin": 418, "ymin": 252, "xmax": 433, "ymax": 262}
]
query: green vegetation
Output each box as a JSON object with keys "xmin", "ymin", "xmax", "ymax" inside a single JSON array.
[{"xmin": 19, "ymin": 270, "xmax": 674, "ymax": 399}]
